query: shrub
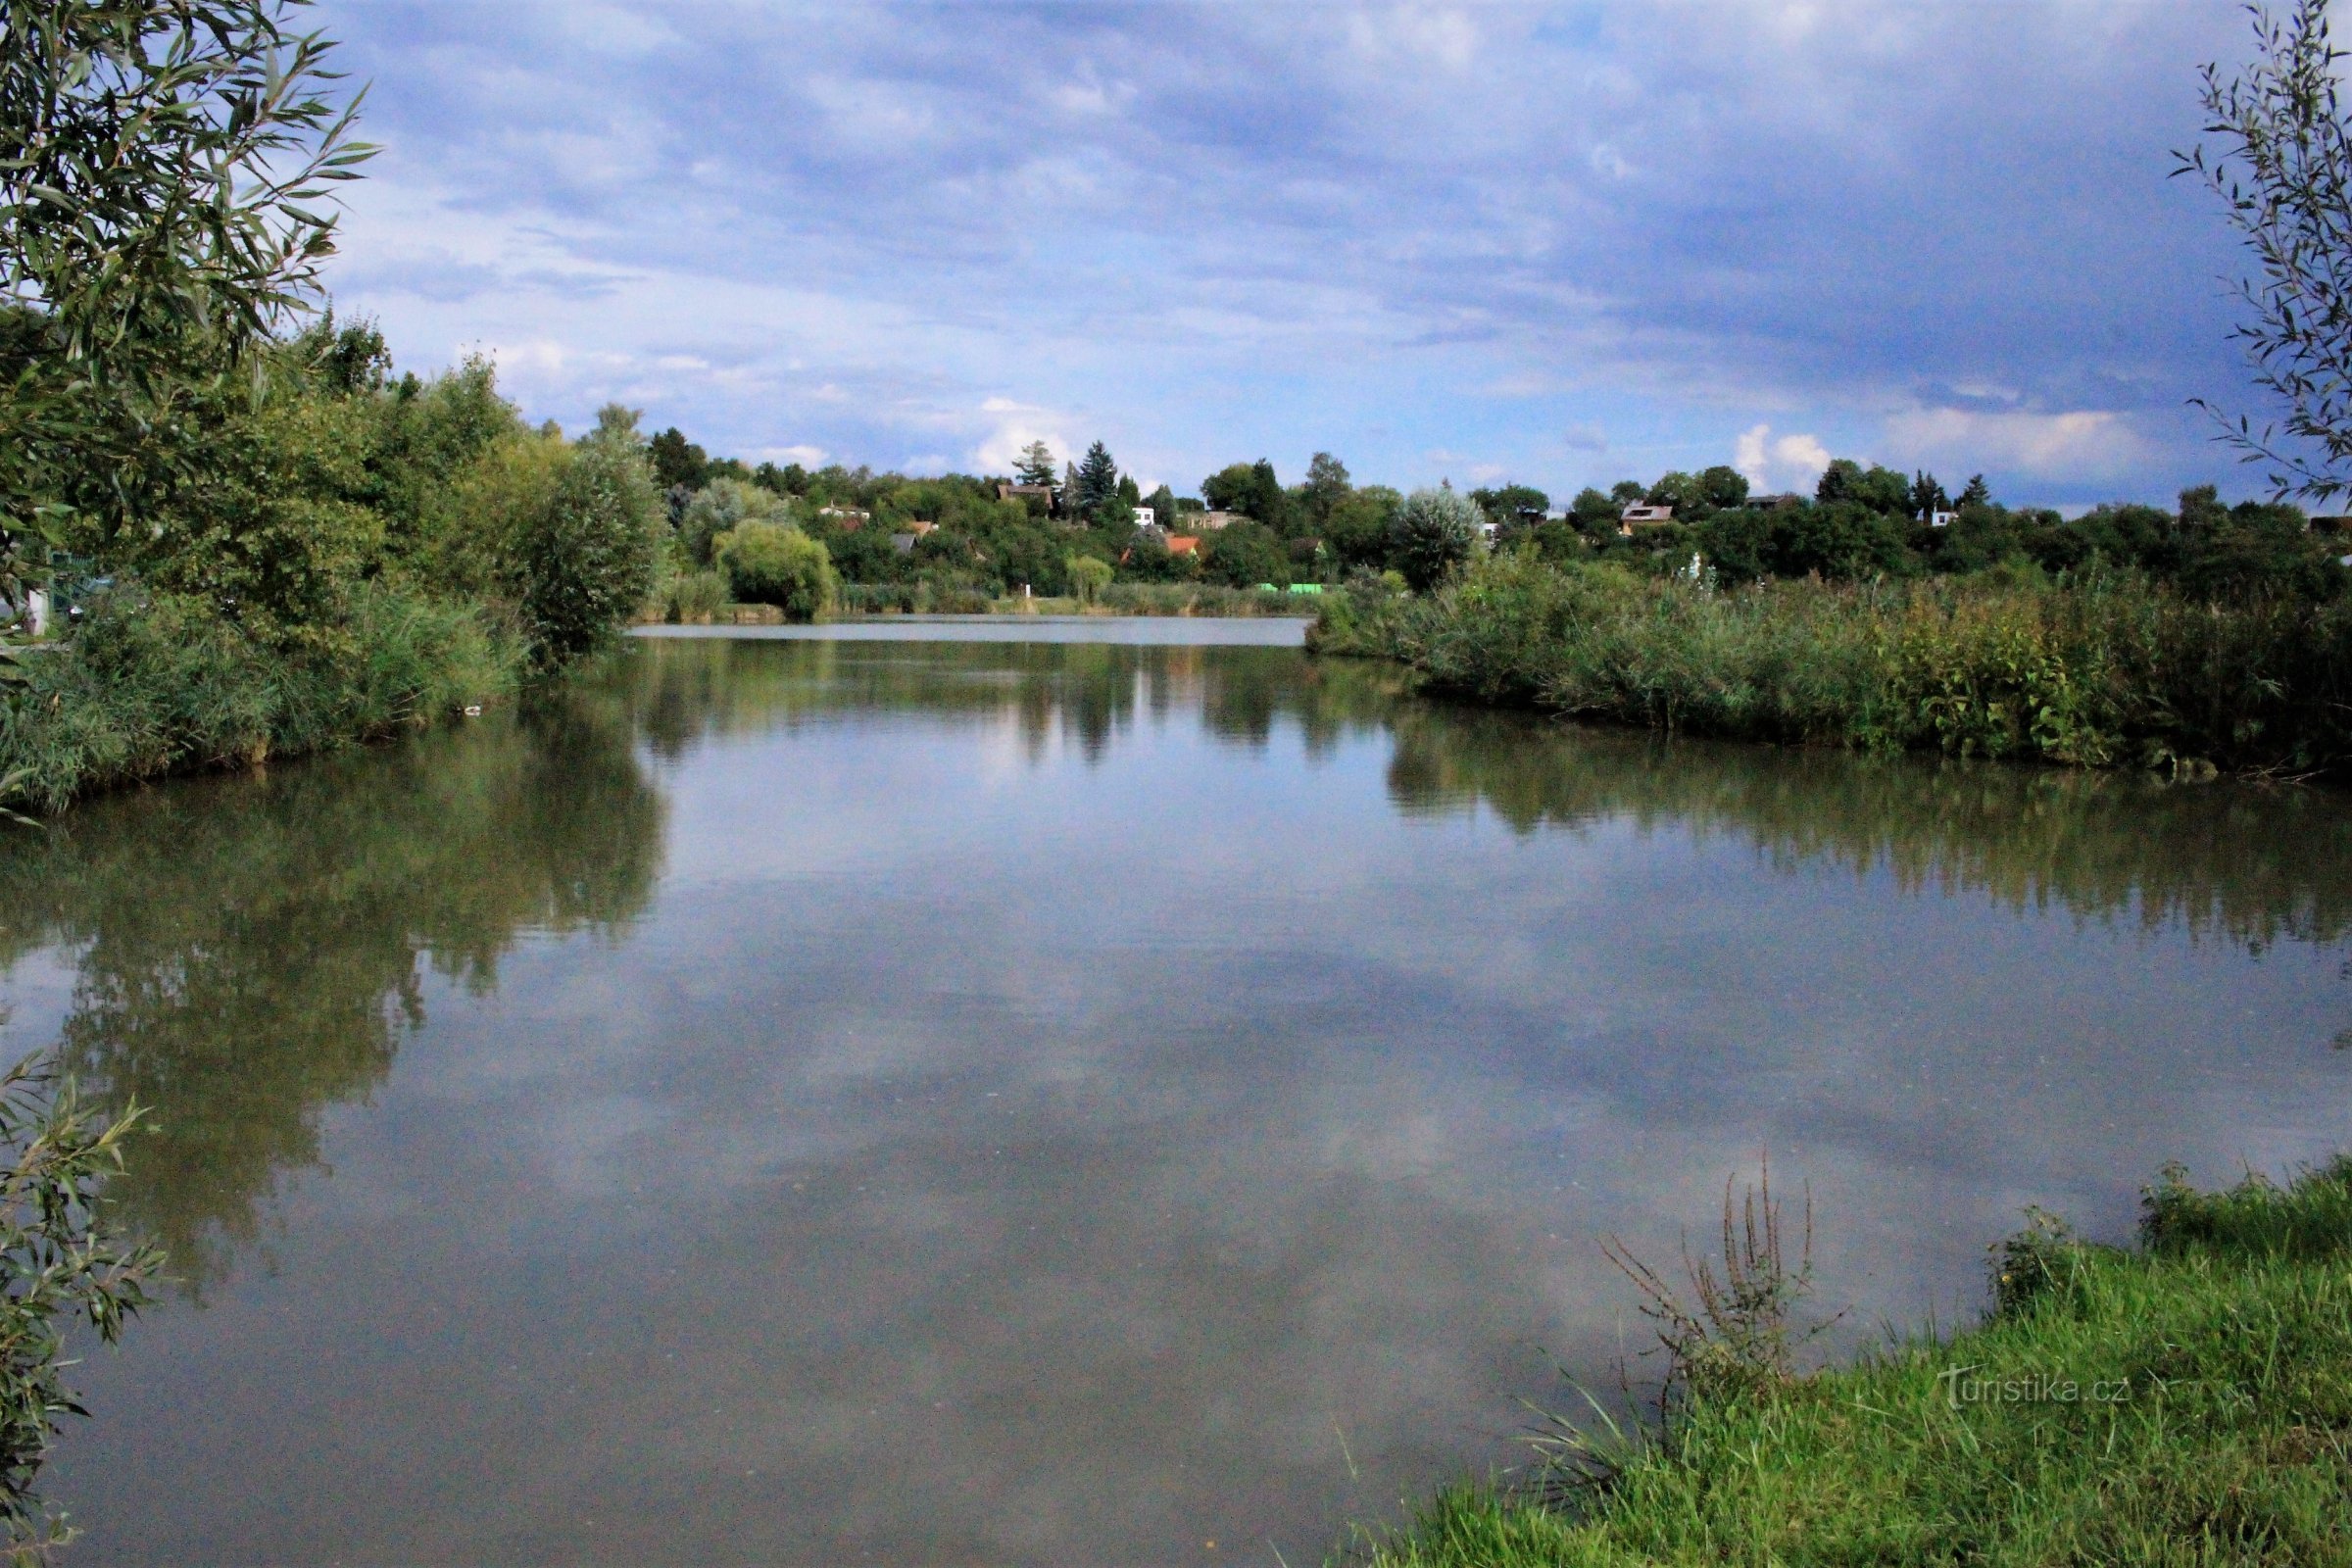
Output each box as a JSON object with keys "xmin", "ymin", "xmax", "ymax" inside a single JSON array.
[
  {"xmin": 716, "ymin": 521, "xmax": 838, "ymax": 619},
  {"xmin": 654, "ymin": 566, "xmax": 724, "ymax": 620},
  {"xmin": 678, "ymin": 477, "xmax": 791, "ymax": 567},
  {"xmin": 0, "ymin": 584, "xmax": 517, "ymax": 814},
  {"xmin": 1066, "ymin": 553, "xmax": 1113, "ymax": 605},
  {"xmin": 514, "ymin": 413, "xmax": 663, "ymax": 666},
  {"xmin": 0, "ymin": 1057, "xmax": 160, "ymax": 1552},
  {"xmin": 1390, "ymin": 487, "xmax": 1481, "ymax": 591}
]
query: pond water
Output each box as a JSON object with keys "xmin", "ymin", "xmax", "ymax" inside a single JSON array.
[{"xmin": 8, "ymin": 624, "xmax": 2352, "ymax": 1564}]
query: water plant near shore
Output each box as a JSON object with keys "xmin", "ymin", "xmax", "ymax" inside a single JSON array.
[
  {"xmin": 1355, "ymin": 1156, "xmax": 2352, "ymax": 1567},
  {"xmin": 0, "ymin": 585, "xmax": 516, "ymax": 815},
  {"xmin": 1314, "ymin": 552, "xmax": 2352, "ymax": 777}
]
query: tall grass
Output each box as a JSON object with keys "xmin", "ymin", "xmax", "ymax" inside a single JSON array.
[
  {"xmin": 1355, "ymin": 1157, "xmax": 2352, "ymax": 1567},
  {"xmin": 0, "ymin": 585, "xmax": 519, "ymax": 814},
  {"xmin": 1314, "ymin": 553, "xmax": 2352, "ymax": 775}
]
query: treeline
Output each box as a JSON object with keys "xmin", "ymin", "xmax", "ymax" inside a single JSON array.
[
  {"xmin": 645, "ymin": 418, "xmax": 2352, "ymax": 614},
  {"xmin": 1508, "ymin": 460, "xmax": 2345, "ymax": 601}
]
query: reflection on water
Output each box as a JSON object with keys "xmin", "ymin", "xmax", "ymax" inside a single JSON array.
[
  {"xmin": 0, "ymin": 696, "xmax": 663, "ymax": 1287},
  {"xmin": 7, "ymin": 633, "xmax": 2350, "ymax": 1565}
]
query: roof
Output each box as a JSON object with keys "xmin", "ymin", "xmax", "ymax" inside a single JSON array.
[{"xmin": 1166, "ymin": 535, "xmax": 1200, "ymax": 555}]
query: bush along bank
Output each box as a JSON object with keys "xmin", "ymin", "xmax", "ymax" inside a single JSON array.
[
  {"xmin": 1311, "ymin": 551, "xmax": 2352, "ymax": 778},
  {"xmin": 0, "ymin": 324, "xmax": 666, "ymax": 817},
  {"xmin": 1355, "ymin": 1157, "xmax": 2352, "ymax": 1568},
  {"xmin": 0, "ymin": 583, "xmax": 518, "ymax": 816}
]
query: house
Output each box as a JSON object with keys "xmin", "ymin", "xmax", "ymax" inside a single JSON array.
[
  {"xmin": 996, "ymin": 482, "xmax": 1055, "ymax": 507},
  {"xmin": 1619, "ymin": 504, "xmax": 1676, "ymax": 533},
  {"xmin": 1194, "ymin": 511, "xmax": 1244, "ymax": 531},
  {"xmin": 906, "ymin": 519, "xmax": 938, "ymax": 536},
  {"xmin": 1929, "ymin": 510, "xmax": 1958, "ymax": 528},
  {"xmin": 1132, "ymin": 505, "xmax": 1159, "ymax": 530},
  {"xmin": 890, "ymin": 533, "xmax": 918, "ymax": 555},
  {"xmin": 816, "ymin": 506, "xmax": 870, "ymax": 530},
  {"xmin": 1166, "ymin": 535, "xmax": 1201, "ymax": 557},
  {"xmin": 1748, "ymin": 492, "xmax": 1806, "ymax": 511}
]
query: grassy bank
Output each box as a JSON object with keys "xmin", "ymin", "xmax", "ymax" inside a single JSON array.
[
  {"xmin": 1358, "ymin": 1158, "xmax": 2352, "ymax": 1567},
  {"xmin": 0, "ymin": 585, "xmax": 518, "ymax": 815},
  {"xmin": 1312, "ymin": 553, "xmax": 2352, "ymax": 776}
]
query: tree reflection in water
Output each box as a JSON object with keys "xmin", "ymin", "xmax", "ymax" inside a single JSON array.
[{"xmin": 0, "ymin": 691, "xmax": 663, "ymax": 1290}]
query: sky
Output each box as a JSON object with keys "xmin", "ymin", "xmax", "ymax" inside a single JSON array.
[{"xmin": 318, "ymin": 1, "xmax": 2278, "ymax": 509}]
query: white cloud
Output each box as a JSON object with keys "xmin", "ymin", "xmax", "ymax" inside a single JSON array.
[
  {"xmin": 976, "ymin": 410, "xmax": 1074, "ymax": 475},
  {"xmin": 1735, "ymin": 423, "xmax": 1831, "ymax": 492},
  {"xmin": 761, "ymin": 444, "xmax": 827, "ymax": 466},
  {"xmin": 1883, "ymin": 408, "xmax": 2152, "ymax": 481}
]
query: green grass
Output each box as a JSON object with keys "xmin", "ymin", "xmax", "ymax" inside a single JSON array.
[
  {"xmin": 1351, "ymin": 1159, "xmax": 2352, "ymax": 1567},
  {"xmin": 1313, "ymin": 553, "xmax": 2352, "ymax": 776},
  {"xmin": 0, "ymin": 584, "xmax": 519, "ymax": 814}
]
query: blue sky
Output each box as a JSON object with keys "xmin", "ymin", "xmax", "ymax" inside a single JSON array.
[{"xmin": 320, "ymin": 1, "xmax": 2272, "ymax": 508}]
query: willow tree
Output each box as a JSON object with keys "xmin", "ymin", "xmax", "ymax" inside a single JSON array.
[
  {"xmin": 2180, "ymin": 0, "xmax": 2352, "ymax": 500},
  {"xmin": 0, "ymin": 0, "xmax": 372, "ymax": 633}
]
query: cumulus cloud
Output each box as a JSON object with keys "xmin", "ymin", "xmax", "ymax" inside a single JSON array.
[
  {"xmin": 1734, "ymin": 424, "xmax": 1833, "ymax": 493},
  {"xmin": 1882, "ymin": 408, "xmax": 2155, "ymax": 482}
]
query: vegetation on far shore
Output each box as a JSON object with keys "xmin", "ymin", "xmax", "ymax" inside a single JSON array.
[
  {"xmin": 1311, "ymin": 546, "xmax": 2352, "ymax": 779},
  {"xmin": 1354, "ymin": 1156, "xmax": 2352, "ymax": 1567}
]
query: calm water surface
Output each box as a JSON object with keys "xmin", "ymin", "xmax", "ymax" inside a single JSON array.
[{"xmin": 7, "ymin": 625, "xmax": 2351, "ymax": 1564}]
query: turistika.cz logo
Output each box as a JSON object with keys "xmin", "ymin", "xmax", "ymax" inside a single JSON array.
[{"xmin": 1936, "ymin": 1367, "xmax": 2132, "ymax": 1409}]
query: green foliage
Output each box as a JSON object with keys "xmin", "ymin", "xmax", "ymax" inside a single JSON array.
[
  {"xmin": 677, "ymin": 476, "xmax": 790, "ymax": 567},
  {"xmin": 0, "ymin": 584, "xmax": 518, "ymax": 814},
  {"xmin": 647, "ymin": 426, "xmax": 709, "ymax": 492},
  {"xmin": 1073, "ymin": 441, "xmax": 1120, "ymax": 519},
  {"xmin": 1202, "ymin": 459, "xmax": 1294, "ymax": 531},
  {"xmin": 513, "ymin": 411, "xmax": 663, "ymax": 665},
  {"xmin": 1327, "ymin": 485, "xmax": 1403, "ymax": 571},
  {"xmin": 1814, "ymin": 458, "xmax": 1912, "ymax": 514},
  {"xmin": 1065, "ymin": 552, "xmax": 1113, "ymax": 605},
  {"xmin": 2180, "ymin": 0, "xmax": 2352, "ymax": 499},
  {"xmin": 1302, "ymin": 451, "xmax": 1352, "ymax": 524},
  {"xmin": 1315, "ymin": 550, "xmax": 2352, "ymax": 775},
  {"xmin": 1390, "ymin": 486, "xmax": 1481, "ymax": 591},
  {"xmin": 0, "ymin": 1057, "xmax": 160, "ymax": 1553},
  {"xmin": 1358, "ymin": 1157, "xmax": 2352, "ymax": 1568},
  {"xmin": 0, "ymin": 0, "xmax": 373, "ymax": 624},
  {"xmin": 650, "ymin": 567, "xmax": 729, "ymax": 624},
  {"xmin": 716, "ymin": 522, "xmax": 837, "ymax": 620},
  {"xmin": 1013, "ymin": 440, "xmax": 1058, "ymax": 489},
  {"xmin": 1202, "ymin": 520, "xmax": 1290, "ymax": 588}
]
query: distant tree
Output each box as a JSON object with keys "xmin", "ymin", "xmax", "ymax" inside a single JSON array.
[
  {"xmin": 1202, "ymin": 520, "xmax": 1290, "ymax": 588},
  {"xmin": 1116, "ymin": 473, "xmax": 1141, "ymax": 506},
  {"xmin": 1203, "ymin": 459, "xmax": 1294, "ymax": 530},
  {"xmin": 1325, "ymin": 486, "xmax": 1400, "ymax": 569},
  {"xmin": 1695, "ymin": 466, "xmax": 1750, "ymax": 509},
  {"xmin": 1303, "ymin": 451, "xmax": 1352, "ymax": 522},
  {"xmin": 1015, "ymin": 440, "xmax": 1058, "ymax": 488},
  {"xmin": 1572, "ymin": 487, "xmax": 1622, "ymax": 525},
  {"xmin": 717, "ymin": 521, "xmax": 837, "ymax": 620},
  {"xmin": 1144, "ymin": 483, "xmax": 1177, "ymax": 527},
  {"xmin": 515, "ymin": 408, "xmax": 663, "ymax": 665},
  {"xmin": 2178, "ymin": 0, "xmax": 2352, "ymax": 499},
  {"xmin": 1389, "ymin": 486, "xmax": 1481, "ymax": 591},
  {"xmin": 1908, "ymin": 470, "xmax": 1949, "ymax": 520},
  {"xmin": 1646, "ymin": 471, "xmax": 1696, "ymax": 509},
  {"xmin": 1060, "ymin": 461, "xmax": 1081, "ymax": 518},
  {"xmin": 1815, "ymin": 459, "xmax": 1911, "ymax": 514},
  {"xmin": 649, "ymin": 427, "xmax": 710, "ymax": 491},
  {"xmin": 1074, "ymin": 441, "xmax": 1121, "ymax": 518},
  {"xmin": 1065, "ymin": 552, "xmax": 1113, "ymax": 604},
  {"xmin": 1956, "ymin": 473, "xmax": 1992, "ymax": 509},
  {"xmin": 1609, "ymin": 479, "xmax": 1647, "ymax": 505}
]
